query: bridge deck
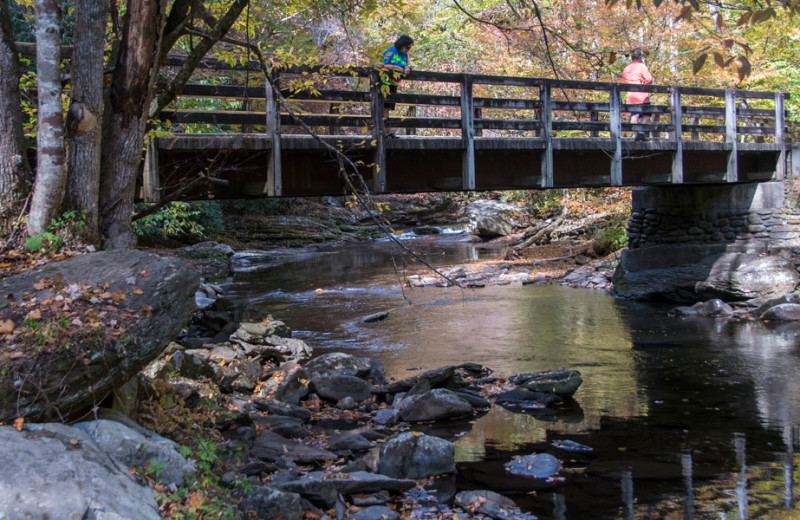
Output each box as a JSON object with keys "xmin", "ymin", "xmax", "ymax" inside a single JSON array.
[{"xmin": 143, "ymin": 60, "xmax": 794, "ymax": 200}]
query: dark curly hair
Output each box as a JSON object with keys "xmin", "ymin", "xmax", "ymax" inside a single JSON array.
[
  {"xmin": 394, "ymin": 35, "xmax": 414, "ymax": 50},
  {"xmin": 631, "ymin": 49, "xmax": 645, "ymax": 61}
]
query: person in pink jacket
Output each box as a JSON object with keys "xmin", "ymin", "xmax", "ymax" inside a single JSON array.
[{"xmin": 621, "ymin": 49, "xmax": 653, "ymax": 141}]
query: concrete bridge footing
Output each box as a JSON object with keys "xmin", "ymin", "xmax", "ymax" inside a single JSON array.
[{"xmin": 613, "ymin": 182, "xmax": 800, "ymax": 302}]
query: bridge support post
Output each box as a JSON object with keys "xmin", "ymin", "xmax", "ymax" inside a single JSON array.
[
  {"xmin": 265, "ymin": 69, "xmax": 282, "ymax": 196},
  {"xmin": 670, "ymin": 87, "xmax": 684, "ymax": 184},
  {"xmin": 775, "ymin": 92, "xmax": 786, "ymax": 180},
  {"xmin": 540, "ymin": 80, "xmax": 553, "ymax": 188},
  {"xmin": 609, "ymin": 83, "xmax": 622, "ymax": 186},
  {"xmin": 725, "ymin": 90, "xmax": 738, "ymax": 182},
  {"xmin": 370, "ymin": 70, "xmax": 387, "ymax": 193},
  {"xmin": 461, "ymin": 75, "xmax": 476, "ymax": 190},
  {"xmin": 142, "ymin": 138, "xmax": 160, "ymax": 202}
]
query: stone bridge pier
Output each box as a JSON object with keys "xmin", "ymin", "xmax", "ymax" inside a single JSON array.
[{"xmin": 612, "ymin": 182, "xmax": 800, "ymax": 302}]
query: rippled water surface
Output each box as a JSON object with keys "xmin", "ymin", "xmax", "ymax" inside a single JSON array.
[{"xmin": 224, "ymin": 236, "xmax": 800, "ymax": 519}]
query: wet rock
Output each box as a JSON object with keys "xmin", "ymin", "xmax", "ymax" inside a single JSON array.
[
  {"xmin": 509, "ymin": 369, "xmax": 583, "ymax": 397},
  {"xmin": 236, "ymin": 318, "xmax": 292, "ymax": 340},
  {"xmin": 257, "ymin": 362, "xmax": 309, "ymax": 405},
  {"xmin": 505, "ymin": 453, "xmax": 562, "ymax": 479},
  {"xmin": 450, "ymin": 390, "xmax": 491, "ymax": 409},
  {"xmin": 179, "ymin": 350, "xmax": 216, "ymax": 380},
  {"xmin": 551, "ymin": 439, "xmax": 593, "ymax": 454},
  {"xmin": 495, "ymin": 389, "xmax": 563, "ymax": 411},
  {"xmin": 352, "ymin": 505, "xmax": 400, "ymax": 520},
  {"xmin": 0, "ymin": 424, "xmax": 160, "ymax": 520},
  {"xmin": 239, "ymin": 485, "xmax": 303, "ymax": 520},
  {"xmin": 311, "ymin": 374, "xmax": 373, "ymax": 403},
  {"xmin": 251, "ymin": 431, "xmax": 336, "ymax": 464},
  {"xmin": 397, "ymin": 389, "xmax": 474, "ymax": 422},
  {"xmin": 384, "ymin": 366, "xmax": 457, "ymax": 393},
  {"xmin": 362, "ymin": 311, "xmax": 389, "ymax": 323},
  {"xmin": 338, "ymin": 396, "xmax": 357, "ymax": 409},
  {"xmin": 760, "ymin": 303, "xmax": 800, "ymax": 321},
  {"xmin": 378, "ymin": 431, "xmax": 455, "ymax": 479},
  {"xmin": 670, "ymin": 299, "xmax": 734, "ymax": 317},
  {"xmin": 73, "ymin": 419, "xmax": 195, "ymax": 486},
  {"xmin": 454, "ymin": 490, "xmax": 532, "ymax": 520}
]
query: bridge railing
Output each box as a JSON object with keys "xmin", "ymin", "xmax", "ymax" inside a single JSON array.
[{"xmin": 156, "ymin": 58, "xmax": 790, "ymax": 193}]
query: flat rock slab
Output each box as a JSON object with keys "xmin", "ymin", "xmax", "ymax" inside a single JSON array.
[
  {"xmin": 304, "ymin": 471, "xmax": 416, "ymax": 495},
  {"xmin": 251, "ymin": 430, "xmax": 336, "ymax": 464},
  {"xmin": 0, "ymin": 424, "xmax": 160, "ymax": 520},
  {"xmin": 0, "ymin": 250, "xmax": 199, "ymax": 422}
]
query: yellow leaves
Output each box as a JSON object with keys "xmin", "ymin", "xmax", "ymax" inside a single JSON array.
[
  {"xmin": 13, "ymin": 417, "xmax": 24, "ymax": 432},
  {"xmin": 412, "ymin": 431, "xmax": 422, "ymax": 437},
  {"xmin": 186, "ymin": 492, "xmax": 205, "ymax": 510},
  {"xmin": 132, "ymin": 289, "xmax": 144, "ymax": 295},
  {"xmin": 0, "ymin": 320, "xmax": 15, "ymax": 334}
]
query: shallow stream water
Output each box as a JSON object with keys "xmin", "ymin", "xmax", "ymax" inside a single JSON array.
[{"xmin": 223, "ymin": 233, "xmax": 800, "ymax": 519}]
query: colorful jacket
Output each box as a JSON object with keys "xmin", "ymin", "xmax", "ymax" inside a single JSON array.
[{"xmin": 382, "ymin": 45, "xmax": 409, "ymax": 86}]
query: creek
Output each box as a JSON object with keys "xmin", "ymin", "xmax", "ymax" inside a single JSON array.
[{"xmin": 223, "ymin": 232, "xmax": 800, "ymax": 519}]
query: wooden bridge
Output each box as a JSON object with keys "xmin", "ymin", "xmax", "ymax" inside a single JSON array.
[{"xmin": 144, "ymin": 59, "xmax": 796, "ymax": 200}]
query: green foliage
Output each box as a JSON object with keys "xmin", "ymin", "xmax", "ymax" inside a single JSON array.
[
  {"xmin": 592, "ymin": 214, "xmax": 629, "ymax": 256},
  {"xmin": 132, "ymin": 201, "xmax": 224, "ymax": 240},
  {"xmin": 25, "ymin": 210, "xmax": 86, "ymax": 253}
]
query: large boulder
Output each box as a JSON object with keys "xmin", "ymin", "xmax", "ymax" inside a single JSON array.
[
  {"xmin": 378, "ymin": 431, "xmax": 455, "ymax": 479},
  {"xmin": 73, "ymin": 419, "xmax": 195, "ymax": 486},
  {"xmin": 613, "ymin": 245, "xmax": 799, "ymax": 303},
  {"xmin": 397, "ymin": 389, "xmax": 474, "ymax": 422},
  {"xmin": 466, "ymin": 200, "xmax": 530, "ymax": 238},
  {"xmin": 0, "ymin": 423, "xmax": 161, "ymax": 520},
  {"xmin": 0, "ymin": 250, "xmax": 199, "ymax": 422}
]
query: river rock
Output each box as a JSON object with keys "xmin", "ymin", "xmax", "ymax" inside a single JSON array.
[
  {"xmin": 352, "ymin": 505, "xmax": 400, "ymax": 520},
  {"xmin": 551, "ymin": 439, "xmax": 594, "ymax": 453},
  {"xmin": 397, "ymin": 388, "xmax": 474, "ymax": 422},
  {"xmin": 384, "ymin": 366, "xmax": 458, "ymax": 393},
  {"xmin": 304, "ymin": 470, "xmax": 416, "ymax": 494},
  {"xmin": 373, "ymin": 408, "xmax": 401, "ymax": 426},
  {"xmin": 760, "ymin": 303, "xmax": 800, "ymax": 321},
  {"xmin": 510, "ymin": 369, "xmax": 583, "ymax": 397},
  {"xmin": 239, "ymin": 485, "xmax": 303, "ymax": 520},
  {"xmin": 73, "ymin": 419, "xmax": 195, "ymax": 486},
  {"xmin": 304, "ymin": 352, "xmax": 388, "ymax": 385},
  {"xmin": 378, "ymin": 431, "xmax": 455, "ymax": 478},
  {"xmin": 279, "ymin": 478, "xmax": 339, "ymax": 508},
  {"xmin": 251, "ymin": 430, "xmax": 336, "ymax": 464},
  {"xmin": 179, "ymin": 241, "xmax": 233, "ymax": 278},
  {"xmin": 613, "ymin": 246, "xmax": 800, "ymax": 302},
  {"xmin": 311, "ymin": 374, "xmax": 373, "ymax": 403},
  {"xmin": 329, "ymin": 433, "xmax": 371, "ymax": 452},
  {"xmin": 495, "ymin": 389, "xmax": 563, "ymax": 411},
  {"xmin": 466, "ymin": 200, "xmax": 530, "ymax": 237},
  {"xmin": 251, "ymin": 398, "xmax": 311, "ymax": 422},
  {"xmin": 670, "ymin": 299, "xmax": 734, "ymax": 317},
  {"xmin": 257, "ymin": 362, "xmax": 309, "ymax": 405},
  {"xmin": 505, "ymin": 453, "xmax": 562, "ymax": 479},
  {"xmin": 0, "ymin": 250, "xmax": 199, "ymax": 422},
  {"xmin": 0, "ymin": 423, "xmax": 161, "ymax": 520},
  {"xmin": 454, "ymin": 490, "xmax": 519, "ymax": 519}
]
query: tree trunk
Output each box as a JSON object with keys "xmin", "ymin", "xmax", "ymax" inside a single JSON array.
[
  {"xmin": 0, "ymin": 0, "xmax": 33, "ymax": 234},
  {"xmin": 28, "ymin": 0, "xmax": 66, "ymax": 236},
  {"xmin": 99, "ymin": 0, "xmax": 166, "ymax": 249},
  {"xmin": 63, "ymin": 0, "xmax": 107, "ymax": 244}
]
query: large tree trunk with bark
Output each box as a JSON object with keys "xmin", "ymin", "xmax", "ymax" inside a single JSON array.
[
  {"xmin": 99, "ymin": 0, "xmax": 166, "ymax": 249},
  {"xmin": 0, "ymin": 0, "xmax": 33, "ymax": 235},
  {"xmin": 63, "ymin": 0, "xmax": 107, "ymax": 244},
  {"xmin": 28, "ymin": 0, "xmax": 66, "ymax": 236}
]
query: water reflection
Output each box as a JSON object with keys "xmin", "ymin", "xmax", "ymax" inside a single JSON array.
[{"xmin": 223, "ymin": 238, "xmax": 800, "ymax": 518}]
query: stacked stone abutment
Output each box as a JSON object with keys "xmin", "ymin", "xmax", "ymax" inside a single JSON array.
[{"xmin": 613, "ymin": 182, "xmax": 800, "ymax": 302}]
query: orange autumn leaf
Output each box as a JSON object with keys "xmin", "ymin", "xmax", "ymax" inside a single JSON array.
[
  {"xmin": 132, "ymin": 289, "xmax": 144, "ymax": 295},
  {"xmin": 0, "ymin": 320, "xmax": 15, "ymax": 334},
  {"xmin": 13, "ymin": 417, "xmax": 23, "ymax": 432},
  {"xmin": 25, "ymin": 309, "xmax": 42, "ymax": 320}
]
